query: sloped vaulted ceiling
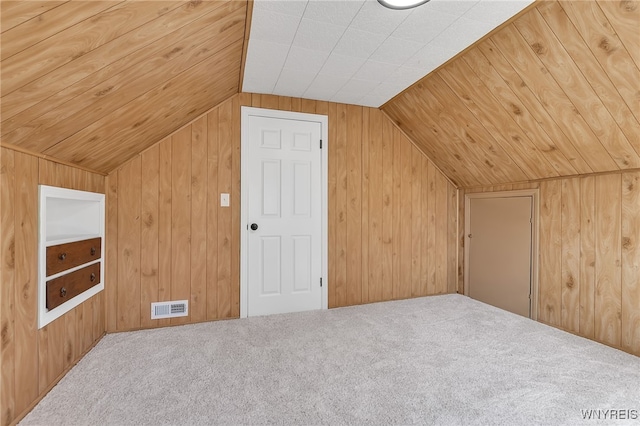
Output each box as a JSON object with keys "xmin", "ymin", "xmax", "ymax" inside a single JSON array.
[
  {"xmin": 1, "ymin": 0, "xmax": 248, "ymax": 173},
  {"xmin": 382, "ymin": 0, "xmax": 640, "ymax": 188},
  {"xmin": 1, "ymin": 0, "xmax": 638, "ymax": 184}
]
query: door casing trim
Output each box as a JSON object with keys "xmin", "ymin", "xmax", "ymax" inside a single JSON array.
[
  {"xmin": 464, "ymin": 189, "xmax": 539, "ymax": 320},
  {"xmin": 240, "ymin": 106, "xmax": 329, "ymax": 318}
]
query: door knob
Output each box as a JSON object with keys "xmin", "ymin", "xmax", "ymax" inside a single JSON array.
[{"xmin": 250, "ymin": 223, "xmax": 258, "ymax": 231}]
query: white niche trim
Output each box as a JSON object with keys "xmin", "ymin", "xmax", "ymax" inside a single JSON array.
[{"xmin": 38, "ymin": 185, "xmax": 105, "ymax": 329}]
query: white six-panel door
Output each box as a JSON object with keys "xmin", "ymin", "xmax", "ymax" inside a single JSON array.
[{"xmin": 241, "ymin": 108, "xmax": 327, "ymax": 317}]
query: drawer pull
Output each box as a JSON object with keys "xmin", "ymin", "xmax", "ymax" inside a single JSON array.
[
  {"xmin": 58, "ymin": 253, "xmax": 67, "ymax": 261},
  {"xmin": 90, "ymin": 273, "xmax": 96, "ymax": 282},
  {"xmin": 60, "ymin": 287, "xmax": 67, "ymax": 297},
  {"xmin": 90, "ymin": 247, "xmax": 96, "ymax": 256}
]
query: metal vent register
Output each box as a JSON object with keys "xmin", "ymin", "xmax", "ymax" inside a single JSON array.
[{"xmin": 151, "ymin": 300, "xmax": 188, "ymax": 319}]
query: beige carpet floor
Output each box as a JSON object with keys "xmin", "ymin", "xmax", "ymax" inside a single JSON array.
[{"xmin": 21, "ymin": 294, "xmax": 640, "ymax": 425}]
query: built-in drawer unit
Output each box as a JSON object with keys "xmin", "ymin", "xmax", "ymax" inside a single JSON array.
[
  {"xmin": 46, "ymin": 262, "xmax": 101, "ymax": 310},
  {"xmin": 46, "ymin": 237, "xmax": 102, "ymax": 276},
  {"xmin": 39, "ymin": 185, "xmax": 105, "ymax": 328}
]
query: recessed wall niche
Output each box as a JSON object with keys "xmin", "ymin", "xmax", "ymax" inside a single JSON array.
[{"xmin": 38, "ymin": 185, "xmax": 105, "ymax": 328}]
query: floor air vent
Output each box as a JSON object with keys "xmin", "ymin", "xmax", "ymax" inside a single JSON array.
[{"xmin": 151, "ymin": 300, "xmax": 189, "ymax": 319}]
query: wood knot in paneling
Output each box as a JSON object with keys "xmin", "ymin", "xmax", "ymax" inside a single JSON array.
[
  {"xmin": 598, "ymin": 38, "xmax": 612, "ymax": 53},
  {"xmin": 94, "ymin": 86, "xmax": 114, "ymax": 97},
  {"xmin": 133, "ymin": 117, "xmax": 150, "ymax": 129},
  {"xmin": 510, "ymin": 103, "xmax": 522, "ymax": 115},
  {"xmin": 22, "ymin": 280, "xmax": 31, "ymax": 300},
  {"xmin": 532, "ymin": 42, "xmax": 545, "ymax": 55},
  {"xmin": 71, "ymin": 50, "xmax": 87, "ymax": 60},
  {"xmin": 163, "ymin": 47, "xmax": 183, "ymax": 60},
  {"xmin": 1, "ymin": 321, "xmax": 9, "ymax": 346},
  {"xmin": 187, "ymin": 0, "xmax": 203, "ymax": 9},
  {"xmin": 143, "ymin": 213, "xmax": 154, "ymax": 227},
  {"xmin": 621, "ymin": 1, "xmax": 637, "ymax": 12},
  {"xmin": 142, "ymin": 268, "xmax": 157, "ymax": 278},
  {"xmin": 566, "ymin": 275, "xmax": 575, "ymax": 288},
  {"xmin": 65, "ymin": 341, "xmax": 73, "ymax": 363},
  {"xmin": 622, "ymin": 237, "xmax": 633, "ymax": 250},
  {"xmin": 5, "ymin": 238, "xmax": 15, "ymax": 268}
]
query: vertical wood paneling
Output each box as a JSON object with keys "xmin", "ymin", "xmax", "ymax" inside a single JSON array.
[
  {"xmin": 116, "ymin": 157, "xmax": 141, "ymax": 331},
  {"xmin": 13, "ymin": 152, "xmax": 38, "ymax": 415},
  {"xmin": 327, "ymin": 102, "xmax": 337, "ymax": 308},
  {"xmin": 0, "ymin": 147, "xmax": 105, "ymax": 426},
  {"xmin": 1, "ymin": 148, "xmax": 16, "ymax": 426},
  {"xmin": 421, "ymin": 157, "xmax": 431, "ymax": 296},
  {"xmin": 426, "ymin": 162, "xmax": 437, "ymax": 295},
  {"xmin": 461, "ymin": 175, "xmax": 639, "ymax": 356},
  {"xmin": 381, "ymin": 117, "xmax": 394, "ymax": 302},
  {"xmin": 399, "ymin": 129, "xmax": 412, "ymax": 299},
  {"xmin": 53, "ymin": 312, "xmax": 67, "ymax": 379},
  {"xmin": 368, "ymin": 109, "xmax": 383, "ymax": 303},
  {"xmin": 411, "ymin": 146, "xmax": 422, "ymax": 297},
  {"xmin": 217, "ymin": 101, "xmax": 233, "ymax": 318},
  {"xmin": 191, "ymin": 117, "xmax": 208, "ymax": 323},
  {"xmin": 206, "ymin": 110, "xmax": 219, "ymax": 320},
  {"xmin": 41, "ymin": 317, "xmax": 63, "ymax": 393},
  {"xmin": 106, "ymin": 94, "xmax": 460, "ymax": 336},
  {"xmin": 595, "ymin": 174, "xmax": 622, "ymax": 347},
  {"xmin": 335, "ymin": 103, "xmax": 348, "ymax": 307},
  {"xmin": 435, "ymin": 172, "xmax": 448, "ymax": 294},
  {"xmin": 621, "ymin": 172, "xmax": 640, "ymax": 354},
  {"xmin": 580, "ymin": 177, "xmax": 596, "ymax": 339},
  {"xmin": 346, "ymin": 105, "xmax": 362, "ymax": 306},
  {"xmin": 539, "ymin": 180, "xmax": 562, "ymax": 326},
  {"xmin": 157, "ymin": 138, "xmax": 172, "ymax": 328},
  {"xmin": 447, "ymin": 184, "xmax": 457, "ymax": 294},
  {"xmin": 105, "ymin": 174, "xmax": 118, "ymax": 333},
  {"xmin": 230, "ymin": 96, "xmax": 242, "ymax": 318},
  {"xmin": 457, "ymin": 188, "xmax": 466, "ymax": 294},
  {"xmin": 360, "ymin": 108, "xmax": 370, "ymax": 304},
  {"xmin": 64, "ymin": 309, "xmax": 77, "ymax": 368},
  {"xmin": 140, "ymin": 146, "xmax": 160, "ymax": 329},
  {"xmin": 170, "ymin": 127, "xmax": 192, "ymax": 325},
  {"xmin": 561, "ymin": 178, "xmax": 581, "ymax": 333}
]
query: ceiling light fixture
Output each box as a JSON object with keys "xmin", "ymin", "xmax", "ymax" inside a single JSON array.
[{"xmin": 377, "ymin": 0, "xmax": 430, "ymax": 10}]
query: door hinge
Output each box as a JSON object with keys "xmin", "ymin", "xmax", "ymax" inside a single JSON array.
[
  {"xmin": 320, "ymin": 277, "xmax": 323, "ymax": 287},
  {"xmin": 320, "ymin": 139, "xmax": 322, "ymax": 149}
]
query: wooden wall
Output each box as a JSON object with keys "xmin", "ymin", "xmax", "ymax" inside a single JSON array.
[
  {"xmin": 105, "ymin": 93, "xmax": 458, "ymax": 332},
  {"xmin": 460, "ymin": 172, "xmax": 640, "ymax": 357},
  {"xmin": 0, "ymin": 147, "xmax": 105, "ymax": 426},
  {"xmin": 1, "ymin": 0, "xmax": 248, "ymax": 174},
  {"xmin": 383, "ymin": 0, "xmax": 640, "ymax": 188}
]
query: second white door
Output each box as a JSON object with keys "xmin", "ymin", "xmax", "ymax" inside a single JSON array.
[{"xmin": 245, "ymin": 113, "xmax": 323, "ymax": 317}]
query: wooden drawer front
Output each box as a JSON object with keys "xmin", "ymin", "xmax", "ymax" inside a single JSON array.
[
  {"xmin": 46, "ymin": 237, "xmax": 101, "ymax": 276},
  {"xmin": 46, "ymin": 263, "xmax": 101, "ymax": 310}
]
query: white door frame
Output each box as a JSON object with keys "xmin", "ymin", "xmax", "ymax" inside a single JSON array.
[
  {"xmin": 240, "ymin": 106, "xmax": 328, "ymax": 318},
  {"xmin": 464, "ymin": 189, "xmax": 539, "ymax": 320}
]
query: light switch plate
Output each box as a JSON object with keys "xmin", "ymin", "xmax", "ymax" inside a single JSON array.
[{"xmin": 220, "ymin": 193, "xmax": 230, "ymax": 207}]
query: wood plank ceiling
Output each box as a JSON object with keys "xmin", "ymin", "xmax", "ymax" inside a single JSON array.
[
  {"xmin": 382, "ymin": 0, "xmax": 640, "ymax": 188},
  {"xmin": 1, "ymin": 0, "xmax": 638, "ymax": 185},
  {"xmin": 1, "ymin": 0, "xmax": 248, "ymax": 174}
]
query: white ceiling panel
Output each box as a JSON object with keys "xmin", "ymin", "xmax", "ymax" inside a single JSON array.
[
  {"xmin": 369, "ymin": 37, "xmax": 424, "ymax": 66},
  {"xmin": 243, "ymin": 0, "xmax": 535, "ymax": 107}
]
